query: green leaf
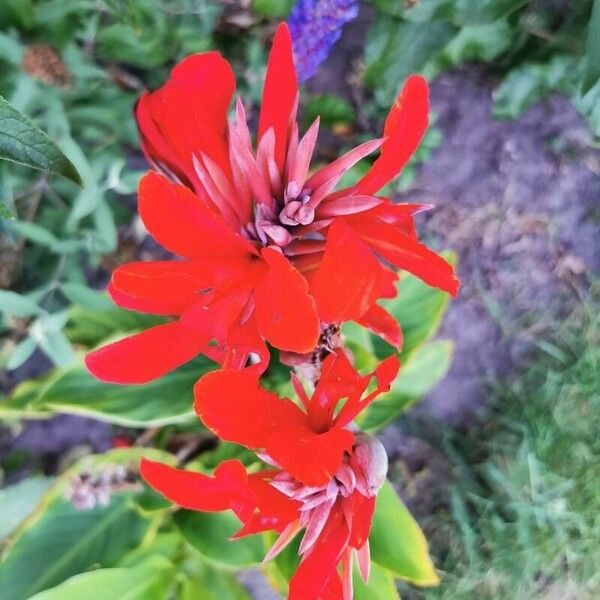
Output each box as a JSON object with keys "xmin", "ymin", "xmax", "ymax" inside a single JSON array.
[
  {"xmin": 359, "ymin": 341, "xmax": 453, "ymax": 431},
  {"xmin": 252, "ymin": 0, "xmax": 295, "ymax": 18},
  {"xmin": 492, "ymin": 55, "xmax": 576, "ymax": 119},
  {"xmin": 28, "ymin": 556, "xmax": 176, "ymax": 600},
  {"xmin": 370, "ymin": 481, "xmax": 439, "ymax": 587},
  {"xmin": 180, "ymin": 558, "xmax": 251, "ymax": 600},
  {"xmin": 60, "ymin": 283, "xmax": 114, "ymax": 311},
  {"xmin": 0, "ymin": 289, "xmax": 41, "ymax": 317},
  {"xmin": 365, "ymin": 17, "xmax": 457, "ymax": 105},
  {"xmin": 383, "ymin": 260, "xmax": 455, "ymax": 362},
  {"xmin": 96, "ymin": 23, "xmax": 170, "ymax": 67},
  {"xmin": 582, "ymin": 0, "xmax": 600, "ymax": 94},
  {"xmin": 36, "ymin": 329, "xmax": 76, "ymax": 368},
  {"xmin": 0, "ymin": 477, "xmax": 54, "ymax": 541},
  {"xmin": 65, "ymin": 305, "xmax": 165, "ymax": 347},
  {"xmin": 175, "ymin": 510, "xmax": 265, "ymax": 568},
  {"xmin": 304, "ymin": 94, "xmax": 355, "ymax": 127},
  {"xmin": 0, "ymin": 495, "xmax": 148, "ymax": 598},
  {"xmin": 432, "ymin": 20, "xmax": 513, "ymax": 72},
  {"xmin": 0, "ymin": 200, "xmax": 13, "ymax": 219},
  {"xmin": 2, "ymin": 355, "xmax": 214, "ymax": 427},
  {"xmin": 0, "ymin": 448, "xmax": 174, "ymax": 600},
  {"xmin": 6, "ymin": 336, "xmax": 37, "ymax": 370},
  {"xmin": 354, "ymin": 562, "xmax": 400, "ymax": 600},
  {"xmin": 0, "ymin": 94, "xmax": 81, "ymax": 184},
  {"xmin": 8, "ymin": 220, "xmax": 60, "ymax": 248}
]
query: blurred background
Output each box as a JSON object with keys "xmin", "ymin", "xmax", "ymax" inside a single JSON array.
[{"xmin": 0, "ymin": 1, "xmax": 599, "ymax": 598}]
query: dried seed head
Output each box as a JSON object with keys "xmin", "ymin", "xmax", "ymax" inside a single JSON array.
[
  {"xmin": 21, "ymin": 44, "xmax": 72, "ymax": 89},
  {"xmin": 65, "ymin": 463, "xmax": 141, "ymax": 511}
]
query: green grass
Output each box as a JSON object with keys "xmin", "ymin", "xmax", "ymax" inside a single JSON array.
[{"xmin": 401, "ymin": 286, "xmax": 600, "ymax": 599}]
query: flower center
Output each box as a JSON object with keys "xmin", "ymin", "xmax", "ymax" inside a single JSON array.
[{"xmin": 269, "ymin": 433, "xmax": 388, "ymax": 556}]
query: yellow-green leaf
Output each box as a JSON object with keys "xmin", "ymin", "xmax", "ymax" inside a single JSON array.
[
  {"xmin": 370, "ymin": 481, "xmax": 439, "ymax": 587},
  {"xmin": 28, "ymin": 556, "xmax": 176, "ymax": 600}
]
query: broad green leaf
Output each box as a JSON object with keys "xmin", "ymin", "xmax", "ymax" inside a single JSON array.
[
  {"xmin": 354, "ymin": 562, "xmax": 400, "ymax": 599},
  {"xmin": 118, "ymin": 533, "xmax": 182, "ymax": 568},
  {"xmin": 28, "ymin": 556, "xmax": 176, "ymax": 600},
  {"xmin": 175, "ymin": 510, "xmax": 266, "ymax": 569},
  {"xmin": 180, "ymin": 558, "xmax": 251, "ymax": 600},
  {"xmin": 359, "ymin": 341, "xmax": 453, "ymax": 431},
  {"xmin": 0, "ymin": 448, "xmax": 174, "ymax": 600},
  {"xmin": 370, "ymin": 481, "xmax": 439, "ymax": 587},
  {"xmin": 65, "ymin": 304, "xmax": 165, "ymax": 347},
  {"xmin": 382, "ymin": 260, "xmax": 455, "ymax": 363},
  {"xmin": 0, "ymin": 94, "xmax": 81, "ymax": 184},
  {"xmin": 1, "ymin": 355, "xmax": 213, "ymax": 427},
  {"xmin": 0, "ymin": 289, "xmax": 41, "ymax": 317},
  {"xmin": 432, "ymin": 20, "xmax": 512, "ymax": 72},
  {"xmin": 0, "ymin": 494, "xmax": 148, "ymax": 599},
  {"xmin": 365, "ymin": 18, "xmax": 457, "ymax": 105},
  {"xmin": 0, "ymin": 477, "xmax": 54, "ymax": 541},
  {"xmin": 582, "ymin": 0, "xmax": 600, "ymax": 94}
]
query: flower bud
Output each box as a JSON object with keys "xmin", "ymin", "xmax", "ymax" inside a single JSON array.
[{"xmin": 349, "ymin": 432, "xmax": 388, "ymax": 497}]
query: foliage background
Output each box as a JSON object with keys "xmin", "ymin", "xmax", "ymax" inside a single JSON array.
[{"xmin": 0, "ymin": 0, "xmax": 599, "ymax": 598}]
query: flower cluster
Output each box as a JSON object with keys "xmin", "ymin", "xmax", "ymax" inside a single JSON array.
[
  {"xmin": 85, "ymin": 22, "xmax": 458, "ymax": 599},
  {"xmin": 85, "ymin": 23, "xmax": 457, "ymax": 385},
  {"xmin": 288, "ymin": 0, "xmax": 360, "ymax": 82},
  {"xmin": 142, "ymin": 352, "xmax": 398, "ymax": 599}
]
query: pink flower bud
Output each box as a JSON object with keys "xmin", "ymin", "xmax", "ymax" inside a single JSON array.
[{"xmin": 350, "ymin": 432, "xmax": 388, "ymax": 497}]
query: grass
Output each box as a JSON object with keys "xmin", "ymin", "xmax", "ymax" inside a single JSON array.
[{"xmin": 400, "ymin": 286, "xmax": 600, "ymax": 599}]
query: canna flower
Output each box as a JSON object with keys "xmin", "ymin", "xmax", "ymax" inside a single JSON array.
[
  {"xmin": 86, "ymin": 23, "xmax": 458, "ymax": 385},
  {"xmin": 141, "ymin": 351, "xmax": 399, "ymax": 599},
  {"xmin": 288, "ymin": 0, "xmax": 360, "ymax": 82}
]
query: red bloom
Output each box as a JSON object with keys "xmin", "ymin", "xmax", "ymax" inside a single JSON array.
[
  {"xmin": 141, "ymin": 351, "xmax": 399, "ymax": 599},
  {"xmin": 86, "ymin": 23, "xmax": 458, "ymax": 384}
]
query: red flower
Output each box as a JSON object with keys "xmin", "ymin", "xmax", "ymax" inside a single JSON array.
[
  {"xmin": 86, "ymin": 23, "xmax": 458, "ymax": 385},
  {"xmin": 141, "ymin": 351, "xmax": 399, "ymax": 599}
]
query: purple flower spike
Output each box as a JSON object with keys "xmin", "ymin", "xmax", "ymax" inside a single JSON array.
[{"xmin": 288, "ymin": 0, "xmax": 359, "ymax": 83}]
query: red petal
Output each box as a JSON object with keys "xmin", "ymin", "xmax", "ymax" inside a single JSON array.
[
  {"xmin": 138, "ymin": 172, "xmax": 256, "ymax": 260},
  {"xmin": 135, "ymin": 93, "xmax": 191, "ymax": 186},
  {"xmin": 348, "ymin": 492, "xmax": 376, "ymax": 549},
  {"xmin": 194, "ymin": 369, "xmax": 306, "ymax": 449},
  {"xmin": 142, "ymin": 52, "xmax": 235, "ymax": 182},
  {"xmin": 354, "ymin": 75, "xmax": 429, "ymax": 195},
  {"xmin": 334, "ymin": 355, "xmax": 400, "ymax": 429},
  {"xmin": 109, "ymin": 261, "xmax": 207, "ymax": 316},
  {"xmin": 85, "ymin": 321, "xmax": 208, "ymax": 384},
  {"xmin": 320, "ymin": 573, "xmax": 344, "ymax": 600},
  {"xmin": 349, "ymin": 218, "xmax": 459, "ymax": 297},
  {"xmin": 356, "ymin": 303, "xmax": 402, "ymax": 349},
  {"xmin": 308, "ymin": 351, "xmax": 364, "ymax": 432},
  {"xmin": 289, "ymin": 505, "xmax": 350, "ymax": 600},
  {"xmin": 140, "ymin": 458, "xmax": 250, "ymax": 512},
  {"xmin": 266, "ymin": 425, "xmax": 354, "ymax": 487},
  {"xmin": 255, "ymin": 248, "xmax": 319, "ymax": 353},
  {"xmin": 310, "ymin": 219, "xmax": 384, "ymax": 322},
  {"xmin": 221, "ymin": 315, "xmax": 269, "ymax": 372},
  {"xmin": 258, "ymin": 24, "xmax": 298, "ymax": 173}
]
